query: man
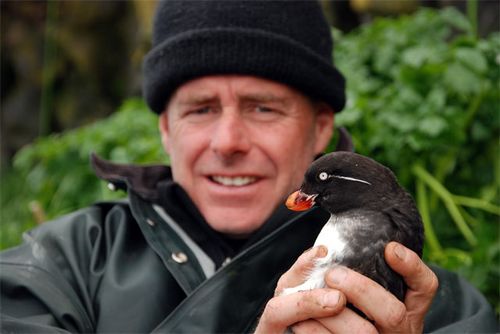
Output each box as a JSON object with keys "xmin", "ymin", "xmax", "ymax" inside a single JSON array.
[{"xmin": 1, "ymin": 1, "xmax": 496, "ymax": 333}]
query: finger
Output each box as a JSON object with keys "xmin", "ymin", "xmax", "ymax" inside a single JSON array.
[
  {"xmin": 318, "ymin": 308, "xmax": 378, "ymax": 334},
  {"xmin": 385, "ymin": 242, "xmax": 439, "ymax": 293},
  {"xmin": 291, "ymin": 319, "xmax": 330, "ymax": 334},
  {"xmin": 254, "ymin": 288, "xmax": 345, "ymax": 334},
  {"xmin": 275, "ymin": 245, "xmax": 328, "ymax": 295},
  {"xmin": 325, "ymin": 266, "xmax": 407, "ymax": 330},
  {"xmin": 385, "ymin": 242, "xmax": 439, "ymax": 317}
]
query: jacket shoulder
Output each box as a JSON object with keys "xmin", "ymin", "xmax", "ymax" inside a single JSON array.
[
  {"xmin": 0, "ymin": 201, "xmax": 138, "ymax": 276},
  {"xmin": 0, "ymin": 200, "xmax": 169, "ymax": 332},
  {"xmin": 27, "ymin": 201, "xmax": 132, "ymax": 238},
  {"xmin": 425, "ymin": 265, "xmax": 497, "ymax": 333}
]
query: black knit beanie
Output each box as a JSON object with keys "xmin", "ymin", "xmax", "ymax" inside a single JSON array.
[{"xmin": 143, "ymin": 0, "xmax": 346, "ymax": 114}]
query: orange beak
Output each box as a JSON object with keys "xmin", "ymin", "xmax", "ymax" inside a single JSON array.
[{"xmin": 286, "ymin": 190, "xmax": 317, "ymax": 211}]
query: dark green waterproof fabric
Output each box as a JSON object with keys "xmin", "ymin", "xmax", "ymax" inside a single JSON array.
[{"xmin": 1, "ymin": 178, "xmax": 497, "ymax": 333}]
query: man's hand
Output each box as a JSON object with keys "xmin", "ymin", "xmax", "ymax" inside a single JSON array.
[
  {"xmin": 254, "ymin": 246, "xmax": 347, "ymax": 333},
  {"xmin": 255, "ymin": 242, "xmax": 438, "ymax": 333}
]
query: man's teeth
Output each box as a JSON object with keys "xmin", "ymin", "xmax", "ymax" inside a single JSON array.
[{"xmin": 211, "ymin": 176, "xmax": 257, "ymax": 186}]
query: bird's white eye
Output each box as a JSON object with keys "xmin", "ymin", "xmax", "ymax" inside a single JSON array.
[{"xmin": 318, "ymin": 172, "xmax": 329, "ymax": 181}]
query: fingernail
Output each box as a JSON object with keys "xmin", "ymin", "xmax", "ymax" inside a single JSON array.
[
  {"xmin": 394, "ymin": 244, "xmax": 406, "ymax": 261},
  {"xmin": 329, "ymin": 266, "xmax": 348, "ymax": 285},
  {"xmin": 316, "ymin": 245, "xmax": 328, "ymax": 257},
  {"xmin": 321, "ymin": 291, "xmax": 341, "ymax": 308}
]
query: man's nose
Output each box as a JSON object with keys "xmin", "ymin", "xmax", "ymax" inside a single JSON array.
[{"xmin": 210, "ymin": 111, "xmax": 251, "ymax": 160}]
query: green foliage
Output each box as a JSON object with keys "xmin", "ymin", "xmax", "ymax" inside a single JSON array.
[
  {"xmin": 1, "ymin": 6, "xmax": 498, "ymax": 314},
  {"xmin": 333, "ymin": 7, "xmax": 499, "ymax": 312},
  {"xmin": 1, "ymin": 99, "xmax": 166, "ymax": 248}
]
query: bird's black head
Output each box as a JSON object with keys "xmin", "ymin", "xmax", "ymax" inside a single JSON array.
[{"xmin": 287, "ymin": 152, "xmax": 402, "ymax": 214}]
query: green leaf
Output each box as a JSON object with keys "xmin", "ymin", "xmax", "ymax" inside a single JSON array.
[
  {"xmin": 443, "ymin": 63, "xmax": 483, "ymax": 95},
  {"xmin": 440, "ymin": 6, "xmax": 472, "ymax": 33},
  {"xmin": 335, "ymin": 108, "xmax": 362, "ymax": 126},
  {"xmin": 424, "ymin": 88, "xmax": 447, "ymax": 113},
  {"xmin": 382, "ymin": 111, "xmax": 417, "ymax": 133},
  {"xmin": 418, "ymin": 116, "xmax": 448, "ymax": 137},
  {"xmin": 402, "ymin": 46, "xmax": 435, "ymax": 67},
  {"xmin": 455, "ymin": 47, "xmax": 488, "ymax": 74}
]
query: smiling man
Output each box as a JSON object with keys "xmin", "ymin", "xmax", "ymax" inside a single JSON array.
[
  {"xmin": 161, "ymin": 76, "xmax": 333, "ymax": 236},
  {"xmin": 0, "ymin": 1, "xmax": 497, "ymax": 333}
]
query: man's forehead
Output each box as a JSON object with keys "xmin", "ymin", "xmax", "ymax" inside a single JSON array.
[
  {"xmin": 169, "ymin": 76, "xmax": 300, "ymax": 106},
  {"xmin": 174, "ymin": 91, "xmax": 293, "ymax": 105}
]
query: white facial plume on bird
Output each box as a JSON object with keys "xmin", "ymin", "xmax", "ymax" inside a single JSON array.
[{"xmin": 283, "ymin": 151, "xmax": 424, "ymax": 304}]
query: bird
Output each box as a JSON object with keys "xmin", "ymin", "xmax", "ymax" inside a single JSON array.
[{"xmin": 283, "ymin": 151, "xmax": 424, "ymax": 303}]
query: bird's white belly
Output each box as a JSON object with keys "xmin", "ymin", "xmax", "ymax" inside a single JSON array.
[
  {"xmin": 282, "ymin": 216, "xmax": 349, "ymax": 295},
  {"xmin": 313, "ymin": 216, "xmax": 347, "ymax": 258}
]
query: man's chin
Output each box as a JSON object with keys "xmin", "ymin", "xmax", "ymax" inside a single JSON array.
[{"xmin": 203, "ymin": 210, "xmax": 270, "ymax": 239}]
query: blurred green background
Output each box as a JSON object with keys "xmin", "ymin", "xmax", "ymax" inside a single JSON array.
[{"xmin": 1, "ymin": 0, "xmax": 499, "ymax": 316}]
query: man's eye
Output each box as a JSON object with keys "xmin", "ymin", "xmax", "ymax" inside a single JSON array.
[
  {"xmin": 247, "ymin": 104, "xmax": 283, "ymax": 122},
  {"xmin": 193, "ymin": 106, "xmax": 211, "ymax": 114},
  {"xmin": 256, "ymin": 106, "xmax": 273, "ymax": 113},
  {"xmin": 180, "ymin": 106, "xmax": 216, "ymax": 122}
]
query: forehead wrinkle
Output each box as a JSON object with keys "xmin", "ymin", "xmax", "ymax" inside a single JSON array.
[
  {"xmin": 175, "ymin": 91, "xmax": 218, "ymax": 107},
  {"xmin": 237, "ymin": 92, "xmax": 292, "ymax": 107},
  {"xmin": 173, "ymin": 91, "xmax": 294, "ymax": 110}
]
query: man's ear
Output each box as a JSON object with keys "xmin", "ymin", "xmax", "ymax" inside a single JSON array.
[
  {"xmin": 314, "ymin": 102, "xmax": 335, "ymax": 154},
  {"xmin": 158, "ymin": 112, "xmax": 171, "ymax": 154}
]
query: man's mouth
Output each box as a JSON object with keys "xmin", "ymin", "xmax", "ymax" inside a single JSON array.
[{"xmin": 210, "ymin": 175, "xmax": 258, "ymax": 187}]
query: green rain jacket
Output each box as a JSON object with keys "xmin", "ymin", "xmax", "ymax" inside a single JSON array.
[{"xmin": 0, "ymin": 155, "xmax": 497, "ymax": 333}]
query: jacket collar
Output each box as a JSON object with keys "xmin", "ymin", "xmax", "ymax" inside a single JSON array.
[{"xmin": 90, "ymin": 153, "xmax": 172, "ymax": 203}]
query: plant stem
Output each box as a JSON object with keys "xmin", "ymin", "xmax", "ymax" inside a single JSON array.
[
  {"xmin": 466, "ymin": 0, "xmax": 478, "ymax": 38},
  {"xmin": 430, "ymin": 151, "xmax": 457, "ymax": 211},
  {"xmin": 443, "ymin": 248, "xmax": 472, "ymax": 265},
  {"xmin": 416, "ymin": 178, "xmax": 443, "ymax": 256},
  {"xmin": 452, "ymin": 195, "xmax": 500, "ymax": 215},
  {"xmin": 458, "ymin": 206, "xmax": 479, "ymax": 227},
  {"xmin": 413, "ymin": 164, "xmax": 478, "ymax": 246}
]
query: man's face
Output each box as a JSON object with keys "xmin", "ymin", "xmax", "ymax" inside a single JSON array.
[{"xmin": 160, "ymin": 75, "xmax": 334, "ymax": 237}]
